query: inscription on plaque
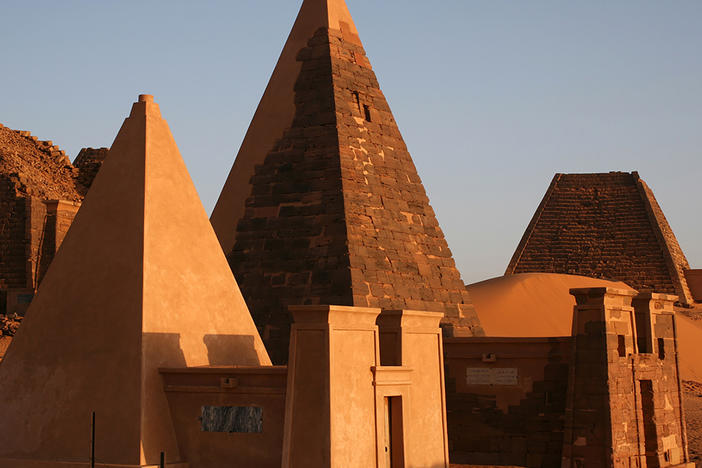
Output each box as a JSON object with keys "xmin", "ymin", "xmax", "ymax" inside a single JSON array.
[
  {"xmin": 466, "ymin": 367, "xmax": 518, "ymax": 386},
  {"xmin": 200, "ymin": 406, "xmax": 263, "ymax": 433}
]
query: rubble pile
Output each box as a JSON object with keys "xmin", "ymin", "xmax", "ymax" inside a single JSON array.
[{"xmin": 0, "ymin": 314, "xmax": 21, "ymax": 337}]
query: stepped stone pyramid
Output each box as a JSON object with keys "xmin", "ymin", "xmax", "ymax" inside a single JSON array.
[
  {"xmin": 210, "ymin": 0, "xmax": 483, "ymax": 362},
  {"xmin": 506, "ymin": 172, "xmax": 693, "ymax": 305},
  {"xmin": 0, "ymin": 95, "xmax": 269, "ymax": 468}
]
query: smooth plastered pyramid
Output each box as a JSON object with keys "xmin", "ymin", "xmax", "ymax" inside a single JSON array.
[
  {"xmin": 0, "ymin": 95, "xmax": 270, "ymax": 468},
  {"xmin": 210, "ymin": 0, "xmax": 484, "ymax": 363}
]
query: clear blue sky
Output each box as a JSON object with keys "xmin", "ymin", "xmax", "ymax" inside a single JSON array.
[{"xmin": 1, "ymin": 1, "xmax": 700, "ymax": 284}]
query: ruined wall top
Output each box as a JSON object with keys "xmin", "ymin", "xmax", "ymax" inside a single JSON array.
[{"xmin": 0, "ymin": 123, "xmax": 85, "ymax": 201}]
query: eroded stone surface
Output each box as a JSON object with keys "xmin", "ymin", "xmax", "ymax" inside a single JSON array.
[
  {"xmin": 507, "ymin": 172, "xmax": 693, "ymax": 305},
  {"xmin": 225, "ymin": 25, "xmax": 482, "ymax": 363}
]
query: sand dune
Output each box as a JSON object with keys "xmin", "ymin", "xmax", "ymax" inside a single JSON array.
[{"xmin": 676, "ymin": 315, "xmax": 702, "ymax": 382}]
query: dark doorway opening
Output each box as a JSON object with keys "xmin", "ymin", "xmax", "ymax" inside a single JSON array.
[
  {"xmin": 640, "ymin": 380, "xmax": 660, "ymax": 468},
  {"xmin": 384, "ymin": 396, "xmax": 405, "ymax": 468}
]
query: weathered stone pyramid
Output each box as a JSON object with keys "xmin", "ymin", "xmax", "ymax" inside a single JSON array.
[
  {"xmin": 210, "ymin": 0, "xmax": 483, "ymax": 363},
  {"xmin": 0, "ymin": 95, "xmax": 270, "ymax": 468},
  {"xmin": 506, "ymin": 172, "xmax": 693, "ymax": 305}
]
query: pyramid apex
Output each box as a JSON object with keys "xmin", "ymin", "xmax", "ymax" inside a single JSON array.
[
  {"xmin": 325, "ymin": 0, "xmax": 358, "ymax": 34},
  {"xmin": 130, "ymin": 93, "xmax": 161, "ymax": 118},
  {"xmin": 294, "ymin": 0, "xmax": 360, "ymax": 40}
]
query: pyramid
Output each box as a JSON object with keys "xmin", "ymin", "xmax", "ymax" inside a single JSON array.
[
  {"xmin": 210, "ymin": 0, "xmax": 483, "ymax": 363},
  {"xmin": 506, "ymin": 172, "xmax": 694, "ymax": 305},
  {"xmin": 0, "ymin": 95, "xmax": 270, "ymax": 468}
]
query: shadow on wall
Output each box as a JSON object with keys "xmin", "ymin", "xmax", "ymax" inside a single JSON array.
[
  {"xmin": 140, "ymin": 333, "xmax": 263, "ymax": 466},
  {"xmin": 445, "ymin": 338, "xmax": 569, "ymax": 467},
  {"xmin": 142, "ymin": 332, "xmax": 188, "ymax": 368},
  {"xmin": 141, "ymin": 333, "xmax": 260, "ymax": 367},
  {"xmin": 203, "ymin": 334, "xmax": 259, "ymax": 366},
  {"xmin": 129, "ymin": 333, "xmax": 188, "ymax": 467}
]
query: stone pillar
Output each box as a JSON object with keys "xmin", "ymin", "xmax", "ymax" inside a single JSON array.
[
  {"xmin": 631, "ymin": 292, "xmax": 692, "ymax": 467},
  {"xmin": 377, "ymin": 310, "xmax": 449, "ymax": 467},
  {"xmin": 562, "ymin": 287, "xmax": 639, "ymax": 468},
  {"xmin": 282, "ymin": 305, "xmax": 381, "ymax": 468}
]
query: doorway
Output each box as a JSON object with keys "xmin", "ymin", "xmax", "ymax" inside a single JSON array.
[
  {"xmin": 640, "ymin": 380, "xmax": 660, "ymax": 468},
  {"xmin": 383, "ymin": 396, "xmax": 405, "ymax": 468}
]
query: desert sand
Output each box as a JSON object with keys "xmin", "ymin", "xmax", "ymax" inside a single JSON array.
[{"xmin": 468, "ymin": 273, "xmax": 631, "ymax": 337}]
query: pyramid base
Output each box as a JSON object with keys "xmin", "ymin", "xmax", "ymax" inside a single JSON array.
[{"xmin": 0, "ymin": 459, "xmax": 189, "ymax": 468}]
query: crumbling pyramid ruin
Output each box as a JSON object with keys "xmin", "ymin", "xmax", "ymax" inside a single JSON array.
[
  {"xmin": 0, "ymin": 95, "xmax": 269, "ymax": 468},
  {"xmin": 210, "ymin": 0, "xmax": 483, "ymax": 362},
  {"xmin": 506, "ymin": 172, "xmax": 694, "ymax": 305}
]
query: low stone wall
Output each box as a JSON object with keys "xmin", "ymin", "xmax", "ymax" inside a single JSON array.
[
  {"xmin": 444, "ymin": 337, "xmax": 571, "ymax": 467},
  {"xmin": 160, "ymin": 366, "xmax": 287, "ymax": 468}
]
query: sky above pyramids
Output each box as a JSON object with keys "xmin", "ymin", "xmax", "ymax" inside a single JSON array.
[{"xmin": 1, "ymin": 0, "xmax": 700, "ymax": 284}]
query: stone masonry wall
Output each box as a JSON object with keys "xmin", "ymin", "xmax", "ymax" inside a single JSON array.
[
  {"xmin": 0, "ymin": 193, "xmax": 28, "ymax": 297},
  {"xmin": 444, "ymin": 289, "xmax": 691, "ymax": 468},
  {"xmin": 636, "ymin": 177, "xmax": 692, "ymax": 304},
  {"xmin": 631, "ymin": 295, "xmax": 689, "ymax": 467},
  {"xmin": 229, "ymin": 26, "xmax": 482, "ymax": 363},
  {"xmin": 507, "ymin": 172, "xmax": 691, "ymax": 304},
  {"xmin": 444, "ymin": 338, "xmax": 571, "ymax": 467},
  {"xmin": 74, "ymin": 147, "xmax": 109, "ymax": 190},
  {"xmin": 330, "ymin": 28, "xmax": 479, "ymax": 332},
  {"xmin": 563, "ymin": 289, "xmax": 690, "ymax": 467},
  {"xmin": 228, "ymin": 29, "xmax": 353, "ymax": 363}
]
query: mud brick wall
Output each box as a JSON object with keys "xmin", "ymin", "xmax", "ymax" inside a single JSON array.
[
  {"xmin": 443, "ymin": 338, "xmax": 571, "ymax": 467},
  {"xmin": 507, "ymin": 172, "xmax": 692, "ymax": 304},
  {"xmin": 229, "ymin": 26, "xmax": 482, "ymax": 364}
]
